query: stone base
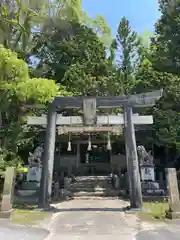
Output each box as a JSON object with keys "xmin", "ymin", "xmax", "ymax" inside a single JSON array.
[
  {"xmin": 124, "ymin": 206, "xmax": 141, "ymax": 214},
  {"xmin": 166, "ymin": 210, "xmax": 180, "ymax": 219},
  {"xmin": 0, "ymin": 210, "xmax": 13, "ymax": 219}
]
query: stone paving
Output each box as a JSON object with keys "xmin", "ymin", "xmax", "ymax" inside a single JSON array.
[
  {"xmin": 47, "ymin": 199, "xmax": 142, "ymax": 239},
  {"xmin": 136, "ymin": 226, "xmax": 180, "ymax": 240},
  {"xmin": 0, "ymin": 221, "xmax": 48, "ymax": 240},
  {"xmin": 1, "ymin": 198, "xmax": 180, "ymax": 239},
  {"xmin": 47, "ymin": 199, "xmax": 180, "ymax": 240}
]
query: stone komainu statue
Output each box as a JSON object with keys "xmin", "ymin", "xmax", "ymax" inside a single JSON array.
[
  {"xmin": 28, "ymin": 145, "xmax": 44, "ymax": 167},
  {"xmin": 137, "ymin": 145, "xmax": 153, "ymax": 165}
]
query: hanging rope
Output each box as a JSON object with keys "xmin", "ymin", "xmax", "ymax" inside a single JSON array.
[
  {"xmin": 107, "ymin": 115, "xmax": 112, "ymax": 150},
  {"xmin": 67, "ymin": 116, "xmax": 72, "ymax": 151},
  {"xmin": 87, "ymin": 133, "xmax": 92, "ymax": 151}
]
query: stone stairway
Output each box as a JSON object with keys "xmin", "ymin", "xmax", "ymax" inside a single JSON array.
[{"xmin": 68, "ymin": 176, "xmax": 120, "ymax": 199}]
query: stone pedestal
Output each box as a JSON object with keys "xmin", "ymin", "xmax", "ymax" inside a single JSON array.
[
  {"xmin": 166, "ymin": 168, "xmax": 180, "ymax": 219},
  {"xmin": 0, "ymin": 167, "xmax": 15, "ymax": 219},
  {"xmin": 140, "ymin": 165, "xmax": 165, "ymax": 196}
]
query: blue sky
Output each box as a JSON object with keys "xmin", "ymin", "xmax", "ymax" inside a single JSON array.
[{"xmin": 82, "ymin": 0, "xmax": 160, "ymax": 35}]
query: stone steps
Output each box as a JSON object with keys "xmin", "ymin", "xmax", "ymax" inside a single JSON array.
[
  {"xmin": 72, "ymin": 190, "xmax": 119, "ymax": 197},
  {"xmin": 69, "ymin": 188, "xmax": 109, "ymax": 192},
  {"xmin": 73, "ymin": 196, "xmax": 119, "ymax": 200},
  {"xmin": 68, "ymin": 175, "xmax": 119, "ymax": 199}
]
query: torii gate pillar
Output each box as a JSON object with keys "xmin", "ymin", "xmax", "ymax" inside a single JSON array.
[
  {"xmin": 39, "ymin": 105, "xmax": 57, "ymax": 208},
  {"xmin": 124, "ymin": 106, "xmax": 142, "ymax": 208}
]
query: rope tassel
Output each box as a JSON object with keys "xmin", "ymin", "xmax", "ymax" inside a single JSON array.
[
  {"xmin": 107, "ymin": 133, "xmax": 112, "ymax": 150},
  {"xmin": 67, "ymin": 133, "xmax": 72, "ymax": 151},
  {"xmin": 87, "ymin": 134, "xmax": 92, "ymax": 151}
]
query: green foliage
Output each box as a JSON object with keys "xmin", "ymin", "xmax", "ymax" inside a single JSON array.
[
  {"xmin": 0, "ymin": 0, "xmax": 49, "ymax": 54},
  {"xmin": 63, "ymin": 62, "xmax": 117, "ymax": 96},
  {"xmin": 113, "ymin": 17, "xmax": 140, "ymax": 94},
  {"xmin": 0, "ymin": 45, "xmax": 71, "ymax": 169},
  {"xmin": 116, "ymin": 17, "xmax": 139, "ymax": 73},
  {"xmin": 0, "ymin": 0, "xmax": 112, "ymax": 58},
  {"xmin": 32, "ymin": 22, "xmax": 116, "ymax": 96},
  {"xmin": 0, "ymin": 148, "xmax": 17, "ymax": 172},
  {"xmin": 151, "ymin": 0, "xmax": 180, "ymax": 74},
  {"xmin": 85, "ymin": 14, "xmax": 112, "ymax": 46},
  {"xmin": 137, "ymin": 31, "xmax": 153, "ymax": 66},
  {"xmin": 134, "ymin": 0, "xmax": 180, "ymax": 156},
  {"xmin": 15, "ymin": 78, "xmax": 71, "ymax": 103},
  {"xmin": 0, "ymin": 45, "xmax": 68, "ymax": 102},
  {"xmin": 135, "ymin": 63, "xmax": 180, "ymax": 150},
  {"xmin": 2, "ymin": 0, "xmax": 180, "ymax": 167},
  {"xmin": 0, "ymin": 44, "xmax": 29, "ymax": 84}
]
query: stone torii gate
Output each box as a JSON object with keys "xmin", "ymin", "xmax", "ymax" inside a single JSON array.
[{"xmin": 27, "ymin": 90, "xmax": 163, "ymax": 209}]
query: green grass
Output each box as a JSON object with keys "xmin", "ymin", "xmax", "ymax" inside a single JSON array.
[
  {"xmin": 11, "ymin": 201, "xmax": 51, "ymax": 226},
  {"xmin": 12, "ymin": 209, "xmax": 50, "ymax": 226},
  {"xmin": 139, "ymin": 202, "xmax": 169, "ymax": 222},
  {"xmin": 13, "ymin": 201, "xmax": 38, "ymax": 210}
]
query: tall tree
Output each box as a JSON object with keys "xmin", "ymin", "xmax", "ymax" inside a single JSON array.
[
  {"xmin": 0, "ymin": 0, "xmax": 111, "ymax": 59},
  {"xmin": 152, "ymin": 0, "xmax": 180, "ymax": 74},
  {"xmin": 136, "ymin": 0, "xmax": 180, "ymax": 164},
  {"xmin": 0, "ymin": 0, "xmax": 49, "ymax": 53},
  {"xmin": 137, "ymin": 30, "xmax": 153, "ymax": 66},
  {"xmin": 113, "ymin": 17, "xmax": 140, "ymax": 94},
  {"xmin": 135, "ymin": 61, "xmax": 180, "ymax": 163},
  {"xmin": 31, "ymin": 22, "xmax": 116, "ymax": 96}
]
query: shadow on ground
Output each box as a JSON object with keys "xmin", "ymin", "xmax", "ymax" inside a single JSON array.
[{"xmin": 45, "ymin": 206, "xmax": 127, "ymax": 213}]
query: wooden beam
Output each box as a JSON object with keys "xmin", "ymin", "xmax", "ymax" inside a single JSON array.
[
  {"xmin": 27, "ymin": 115, "xmax": 153, "ymax": 126},
  {"xmin": 58, "ymin": 126, "xmax": 123, "ymax": 135}
]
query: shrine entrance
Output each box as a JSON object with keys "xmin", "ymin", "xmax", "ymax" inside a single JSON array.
[
  {"xmin": 80, "ymin": 143, "xmax": 111, "ymax": 164},
  {"xmin": 27, "ymin": 90, "xmax": 163, "ymax": 209}
]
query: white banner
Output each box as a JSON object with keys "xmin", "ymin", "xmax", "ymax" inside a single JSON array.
[
  {"xmin": 141, "ymin": 166, "xmax": 155, "ymax": 181},
  {"xmin": 27, "ymin": 167, "xmax": 42, "ymax": 182}
]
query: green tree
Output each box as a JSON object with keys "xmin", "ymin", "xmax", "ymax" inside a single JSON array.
[
  {"xmin": 137, "ymin": 30, "xmax": 153, "ymax": 66},
  {"xmin": 0, "ymin": 0, "xmax": 111, "ymax": 59},
  {"xmin": 135, "ymin": 61, "xmax": 180, "ymax": 162},
  {"xmin": 84, "ymin": 14, "xmax": 112, "ymax": 46},
  {"xmin": 0, "ymin": 0, "xmax": 49, "ymax": 56},
  {"xmin": 113, "ymin": 17, "xmax": 140, "ymax": 94},
  {"xmin": 0, "ymin": 45, "xmax": 71, "ymax": 169},
  {"xmin": 134, "ymin": 0, "xmax": 180, "ymax": 163},
  {"xmin": 32, "ymin": 22, "xmax": 116, "ymax": 96},
  {"xmin": 151, "ymin": 0, "xmax": 180, "ymax": 74}
]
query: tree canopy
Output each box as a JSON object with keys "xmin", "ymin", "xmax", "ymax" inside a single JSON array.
[
  {"xmin": 133, "ymin": 1, "xmax": 180, "ymax": 163},
  {"xmin": 32, "ymin": 22, "xmax": 116, "ymax": 95},
  {"xmin": 0, "ymin": 45, "xmax": 71, "ymax": 169},
  {"xmin": 1, "ymin": 0, "xmax": 180, "ymax": 168}
]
